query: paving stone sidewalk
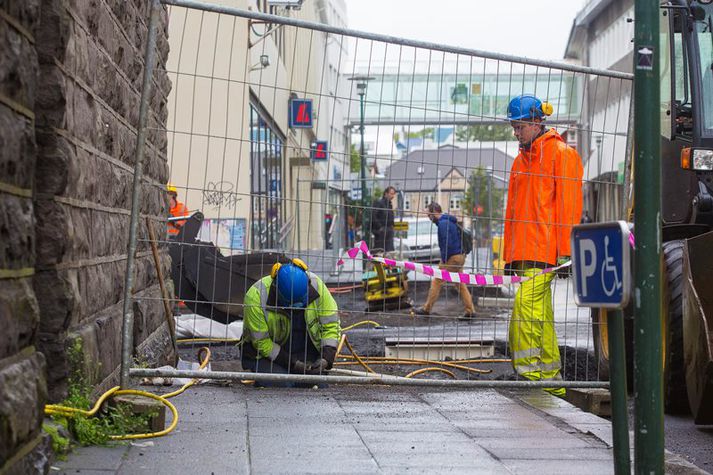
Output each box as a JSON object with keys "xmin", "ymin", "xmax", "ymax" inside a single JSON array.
[{"xmin": 53, "ymin": 385, "xmax": 627, "ymax": 474}]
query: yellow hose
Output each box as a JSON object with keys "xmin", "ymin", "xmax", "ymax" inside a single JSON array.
[
  {"xmin": 405, "ymin": 367, "xmax": 456, "ymax": 379},
  {"xmin": 44, "ymin": 347, "xmax": 211, "ymax": 441},
  {"xmin": 342, "ymin": 320, "xmax": 381, "ymax": 331}
]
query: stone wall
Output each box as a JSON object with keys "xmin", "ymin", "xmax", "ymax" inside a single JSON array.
[
  {"xmin": 0, "ymin": 1, "xmax": 49, "ymax": 472},
  {"xmin": 1, "ymin": 0, "xmax": 173, "ymax": 471}
]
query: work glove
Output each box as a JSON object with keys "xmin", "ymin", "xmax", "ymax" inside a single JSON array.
[
  {"xmin": 321, "ymin": 346, "xmax": 337, "ymax": 369},
  {"xmin": 291, "ymin": 360, "xmax": 309, "ymax": 374},
  {"xmin": 307, "ymin": 358, "xmax": 330, "ymax": 375},
  {"xmin": 556, "ymin": 256, "xmax": 571, "ymax": 279}
]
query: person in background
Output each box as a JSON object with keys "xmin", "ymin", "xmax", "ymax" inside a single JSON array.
[
  {"xmin": 414, "ymin": 202, "xmax": 477, "ymax": 320},
  {"xmin": 370, "ymin": 186, "xmax": 396, "ymax": 252},
  {"xmin": 241, "ymin": 258, "xmax": 341, "ymax": 388},
  {"xmin": 167, "ymin": 183, "xmax": 189, "ymax": 238},
  {"xmin": 504, "ymin": 94, "xmax": 584, "ymax": 396}
]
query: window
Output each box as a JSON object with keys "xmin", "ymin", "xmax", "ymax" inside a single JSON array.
[
  {"xmin": 660, "ymin": 7, "xmax": 673, "ymax": 139},
  {"xmin": 250, "ymin": 104, "xmax": 285, "ymax": 249},
  {"xmin": 404, "ymin": 199, "xmax": 411, "ymax": 211},
  {"xmin": 424, "ymin": 195, "xmax": 433, "ymax": 206},
  {"xmin": 450, "ymin": 197, "xmax": 461, "ymax": 210}
]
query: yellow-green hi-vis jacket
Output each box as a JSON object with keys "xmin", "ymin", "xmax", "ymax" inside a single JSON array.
[{"xmin": 242, "ymin": 273, "xmax": 341, "ymax": 363}]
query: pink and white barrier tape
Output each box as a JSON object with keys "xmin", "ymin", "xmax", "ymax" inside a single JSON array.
[{"xmin": 337, "ymin": 241, "xmax": 571, "ymax": 286}]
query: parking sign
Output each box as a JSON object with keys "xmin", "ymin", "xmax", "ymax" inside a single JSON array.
[{"xmin": 571, "ymin": 221, "xmax": 631, "ymax": 308}]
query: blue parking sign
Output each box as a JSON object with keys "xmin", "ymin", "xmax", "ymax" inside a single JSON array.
[{"xmin": 571, "ymin": 221, "xmax": 631, "ymax": 308}]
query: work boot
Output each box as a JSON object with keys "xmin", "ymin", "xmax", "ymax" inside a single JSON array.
[
  {"xmin": 413, "ymin": 307, "xmax": 430, "ymax": 316},
  {"xmin": 458, "ymin": 312, "xmax": 478, "ymax": 321}
]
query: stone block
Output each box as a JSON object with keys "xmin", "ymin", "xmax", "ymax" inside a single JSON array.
[
  {"xmin": 0, "ymin": 0, "xmax": 41, "ymax": 33},
  {"xmin": 0, "ymin": 194, "xmax": 35, "ymax": 270},
  {"xmin": 112, "ymin": 394, "xmax": 166, "ymax": 433},
  {"xmin": 0, "ymin": 352, "xmax": 47, "ymax": 466},
  {"xmin": 35, "ymin": 130, "xmax": 74, "ymax": 196},
  {"xmin": 36, "ymin": 332, "xmax": 69, "ymax": 402},
  {"xmin": 0, "ymin": 277, "xmax": 40, "ymax": 360},
  {"xmin": 33, "ymin": 198, "xmax": 69, "ymax": 266},
  {"xmin": 35, "ymin": 63, "xmax": 68, "ymax": 129},
  {"xmin": 0, "ymin": 107, "xmax": 36, "ymax": 190},
  {"xmin": 1, "ymin": 434, "xmax": 51, "ymax": 475},
  {"xmin": 36, "ymin": 0, "xmax": 70, "ymax": 65},
  {"xmin": 0, "ymin": 18, "xmax": 39, "ymax": 108},
  {"xmin": 34, "ymin": 268, "xmax": 79, "ymax": 334}
]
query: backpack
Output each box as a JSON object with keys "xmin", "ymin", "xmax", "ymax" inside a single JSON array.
[{"xmin": 456, "ymin": 223, "xmax": 473, "ymax": 255}]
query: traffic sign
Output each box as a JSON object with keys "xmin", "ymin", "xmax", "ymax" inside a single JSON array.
[
  {"xmin": 393, "ymin": 221, "xmax": 409, "ymax": 231},
  {"xmin": 571, "ymin": 221, "xmax": 631, "ymax": 308}
]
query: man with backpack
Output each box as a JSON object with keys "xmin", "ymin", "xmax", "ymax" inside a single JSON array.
[{"xmin": 414, "ymin": 202, "xmax": 477, "ymax": 320}]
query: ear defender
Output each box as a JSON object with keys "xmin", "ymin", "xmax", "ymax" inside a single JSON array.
[
  {"xmin": 541, "ymin": 101, "xmax": 554, "ymax": 116},
  {"xmin": 270, "ymin": 258, "xmax": 309, "ymax": 279}
]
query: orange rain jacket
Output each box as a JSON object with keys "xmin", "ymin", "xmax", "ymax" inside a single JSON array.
[
  {"xmin": 503, "ymin": 128, "xmax": 583, "ymax": 267},
  {"xmin": 168, "ymin": 200, "xmax": 189, "ymax": 235}
]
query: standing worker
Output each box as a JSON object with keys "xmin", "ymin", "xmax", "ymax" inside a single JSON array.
[
  {"xmin": 241, "ymin": 258, "xmax": 341, "ymax": 387},
  {"xmin": 370, "ymin": 186, "xmax": 397, "ymax": 252},
  {"xmin": 414, "ymin": 202, "xmax": 477, "ymax": 320},
  {"xmin": 504, "ymin": 94, "xmax": 583, "ymax": 395},
  {"xmin": 167, "ymin": 183, "xmax": 189, "ymax": 238}
]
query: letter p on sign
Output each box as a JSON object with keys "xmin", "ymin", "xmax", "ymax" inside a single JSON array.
[{"xmin": 578, "ymin": 239, "xmax": 597, "ymax": 297}]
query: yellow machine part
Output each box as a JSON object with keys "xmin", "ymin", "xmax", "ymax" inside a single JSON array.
[
  {"xmin": 492, "ymin": 235, "xmax": 505, "ymax": 275},
  {"xmin": 363, "ymin": 262, "xmax": 407, "ymax": 302}
]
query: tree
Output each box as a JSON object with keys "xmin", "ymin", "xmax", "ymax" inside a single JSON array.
[
  {"xmin": 455, "ymin": 124, "xmax": 513, "ymax": 142},
  {"xmin": 463, "ymin": 167, "xmax": 505, "ymax": 240},
  {"xmin": 349, "ymin": 144, "xmax": 361, "ymax": 173}
]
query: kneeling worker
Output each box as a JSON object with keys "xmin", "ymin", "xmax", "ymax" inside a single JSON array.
[{"xmin": 241, "ymin": 258, "xmax": 341, "ymax": 387}]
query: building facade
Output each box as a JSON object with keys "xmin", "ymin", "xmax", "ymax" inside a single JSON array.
[
  {"xmin": 565, "ymin": 0, "xmax": 635, "ymax": 221},
  {"xmin": 166, "ymin": 0, "xmax": 350, "ymax": 252}
]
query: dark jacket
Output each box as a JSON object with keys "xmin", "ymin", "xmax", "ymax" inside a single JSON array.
[
  {"xmin": 370, "ymin": 196, "xmax": 395, "ymax": 234},
  {"xmin": 436, "ymin": 214, "xmax": 463, "ymax": 262}
]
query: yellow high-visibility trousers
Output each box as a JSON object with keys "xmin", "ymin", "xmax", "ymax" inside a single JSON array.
[{"xmin": 508, "ymin": 268, "xmax": 565, "ymax": 396}]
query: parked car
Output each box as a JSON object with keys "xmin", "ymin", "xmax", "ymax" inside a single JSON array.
[{"xmin": 393, "ymin": 217, "xmax": 440, "ymax": 262}]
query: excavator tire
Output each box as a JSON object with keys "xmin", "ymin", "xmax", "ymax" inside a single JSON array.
[{"xmin": 663, "ymin": 240, "xmax": 689, "ymax": 413}]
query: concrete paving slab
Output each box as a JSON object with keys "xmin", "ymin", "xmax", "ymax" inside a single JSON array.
[
  {"xmin": 500, "ymin": 458, "xmax": 614, "ymax": 475},
  {"xmin": 56, "ymin": 385, "xmax": 621, "ymax": 474},
  {"xmin": 53, "ymin": 445, "xmax": 129, "ymax": 471}
]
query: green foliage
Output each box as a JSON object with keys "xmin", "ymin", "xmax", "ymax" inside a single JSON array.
[
  {"xmin": 350, "ymin": 144, "xmax": 361, "ymax": 173},
  {"xmin": 455, "ymin": 124, "xmax": 513, "ymax": 142},
  {"xmin": 50, "ymin": 337, "xmax": 155, "ymax": 447},
  {"xmin": 463, "ymin": 167, "xmax": 506, "ymax": 239},
  {"xmin": 405, "ymin": 127, "xmax": 434, "ymax": 139},
  {"xmin": 43, "ymin": 423, "xmax": 70, "ymax": 458}
]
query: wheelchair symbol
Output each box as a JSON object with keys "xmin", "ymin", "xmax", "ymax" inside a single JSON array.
[{"xmin": 601, "ymin": 235, "xmax": 622, "ymax": 297}]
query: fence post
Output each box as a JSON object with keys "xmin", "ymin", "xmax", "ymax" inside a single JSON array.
[
  {"xmin": 608, "ymin": 309, "xmax": 631, "ymax": 474},
  {"xmin": 120, "ymin": 0, "xmax": 162, "ymax": 389},
  {"xmin": 633, "ymin": 0, "xmax": 664, "ymax": 472}
]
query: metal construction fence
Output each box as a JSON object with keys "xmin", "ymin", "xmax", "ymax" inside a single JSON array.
[{"xmin": 122, "ymin": 0, "xmax": 634, "ymax": 390}]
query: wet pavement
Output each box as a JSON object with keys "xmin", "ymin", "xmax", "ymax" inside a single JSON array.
[{"xmin": 53, "ymin": 385, "xmax": 621, "ymax": 474}]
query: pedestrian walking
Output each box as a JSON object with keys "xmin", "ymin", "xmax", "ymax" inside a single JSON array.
[
  {"xmin": 504, "ymin": 94, "xmax": 584, "ymax": 396},
  {"xmin": 370, "ymin": 186, "xmax": 396, "ymax": 252},
  {"xmin": 241, "ymin": 258, "xmax": 341, "ymax": 388},
  {"xmin": 414, "ymin": 202, "xmax": 477, "ymax": 320},
  {"xmin": 167, "ymin": 183, "xmax": 189, "ymax": 238}
]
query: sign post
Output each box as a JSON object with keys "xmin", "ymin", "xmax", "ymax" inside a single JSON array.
[{"xmin": 572, "ymin": 221, "xmax": 631, "ymax": 475}]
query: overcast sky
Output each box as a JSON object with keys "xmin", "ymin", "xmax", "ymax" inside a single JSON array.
[{"xmin": 344, "ymin": 0, "xmax": 587, "ymax": 61}]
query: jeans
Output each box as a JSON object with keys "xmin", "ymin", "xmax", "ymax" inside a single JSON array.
[{"xmin": 241, "ymin": 344, "xmax": 323, "ymax": 388}]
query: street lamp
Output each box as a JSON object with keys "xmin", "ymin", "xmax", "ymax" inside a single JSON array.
[{"xmin": 349, "ymin": 75, "xmax": 375, "ymax": 247}]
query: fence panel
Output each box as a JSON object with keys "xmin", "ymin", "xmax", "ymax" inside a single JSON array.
[{"xmin": 125, "ymin": 0, "xmax": 633, "ymax": 389}]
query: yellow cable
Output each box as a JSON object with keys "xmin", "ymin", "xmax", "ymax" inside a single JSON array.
[
  {"xmin": 342, "ymin": 320, "xmax": 381, "ymax": 331},
  {"xmin": 404, "ymin": 367, "xmax": 456, "ymax": 379},
  {"xmin": 44, "ymin": 347, "xmax": 211, "ymax": 441}
]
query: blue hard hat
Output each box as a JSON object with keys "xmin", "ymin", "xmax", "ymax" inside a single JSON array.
[
  {"xmin": 507, "ymin": 94, "xmax": 549, "ymax": 121},
  {"xmin": 275, "ymin": 263, "xmax": 310, "ymax": 308}
]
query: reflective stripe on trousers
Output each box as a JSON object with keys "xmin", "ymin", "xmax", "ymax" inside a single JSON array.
[{"xmin": 508, "ymin": 268, "xmax": 564, "ymax": 396}]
